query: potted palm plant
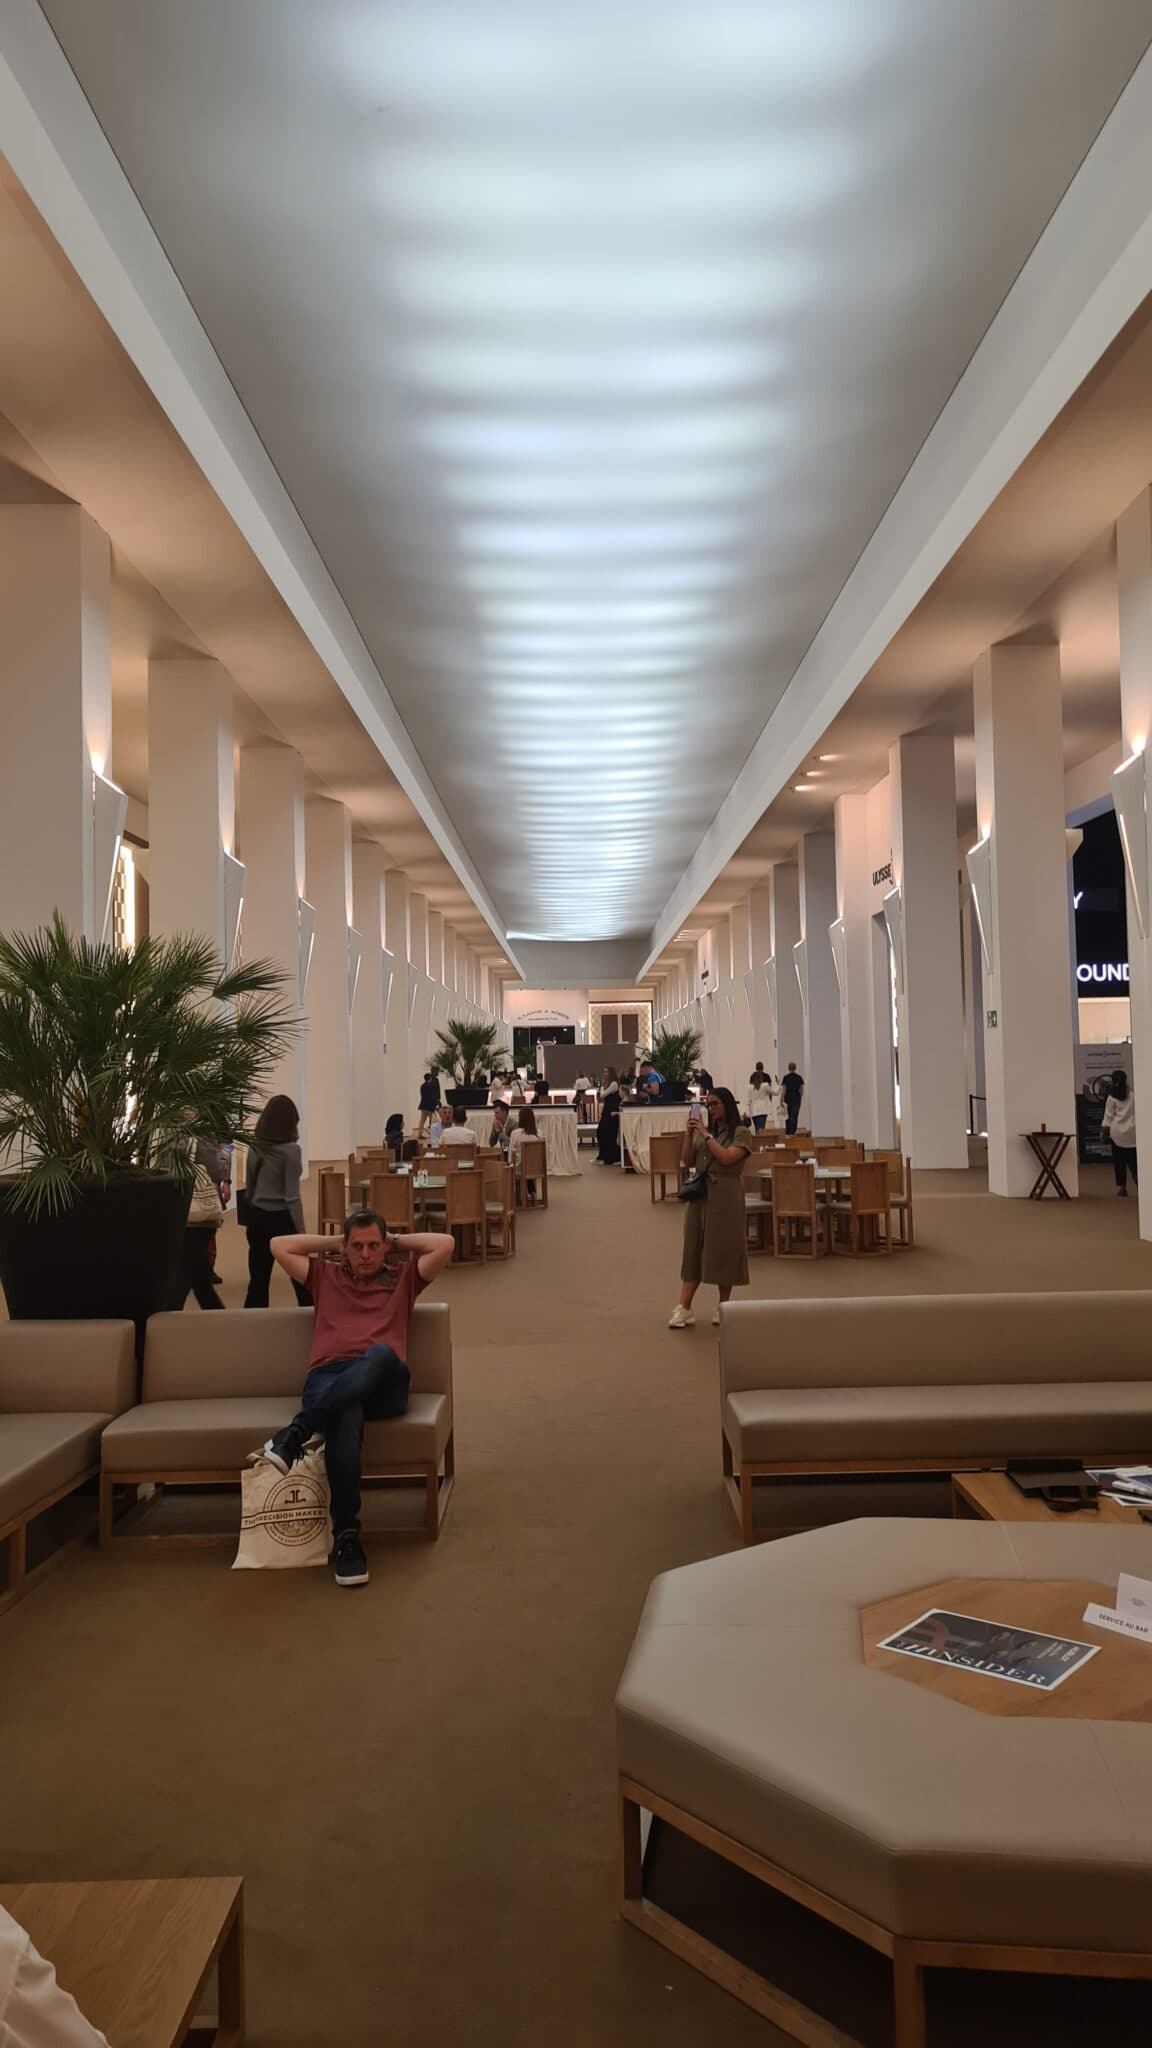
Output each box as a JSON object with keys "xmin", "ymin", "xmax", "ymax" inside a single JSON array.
[
  {"xmin": 643, "ymin": 1027, "xmax": 703, "ymax": 1103},
  {"xmin": 0, "ymin": 913, "xmax": 299, "ymax": 1334},
  {"xmin": 429, "ymin": 1018, "xmax": 510, "ymax": 1108}
]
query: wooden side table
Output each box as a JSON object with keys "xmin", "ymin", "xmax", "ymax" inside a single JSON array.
[
  {"xmin": 1023, "ymin": 1129, "xmax": 1072, "ymax": 1198},
  {"xmin": 953, "ymin": 1469, "xmax": 1143, "ymax": 1525},
  {"xmin": 0, "ymin": 1876, "xmax": 244, "ymax": 2047}
]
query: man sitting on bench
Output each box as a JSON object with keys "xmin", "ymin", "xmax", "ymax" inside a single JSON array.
[{"xmin": 263, "ymin": 1211, "xmax": 454, "ymax": 1588}]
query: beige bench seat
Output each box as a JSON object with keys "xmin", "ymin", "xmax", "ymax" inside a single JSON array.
[
  {"xmin": 720, "ymin": 1291, "xmax": 1152, "ymax": 1541},
  {"xmin": 100, "ymin": 1302, "xmax": 455, "ymax": 1543},
  {"xmin": 617, "ymin": 1520, "xmax": 1152, "ymax": 2043},
  {"xmin": 101, "ymin": 1391, "xmax": 451, "ymax": 1473},
  {"xmin": 1, "ymin": 1320, "xmax": 136, "ymax": 1612},
  {"xmin": 726, "ymin": 1378, "xmax": 1152, "ymax": 1463}
]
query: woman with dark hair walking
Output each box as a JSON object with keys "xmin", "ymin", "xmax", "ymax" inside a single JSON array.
[
  {"xmin": 1103, "ymin": 1069, "xmax": 1138, "ymax": 1197},
  {"xmin": 668, "ymin": 1085, "xmax": 753, "ymax": 1329},
  {"xmin": 243, "ymin": 1094, "xmax": 311, "ymax": 1306}
]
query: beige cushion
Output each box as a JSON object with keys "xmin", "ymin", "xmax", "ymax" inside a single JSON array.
[
  {"xmin": 0, "ymin": 1322, "xmax": 136, "ymax": 1416},
  {"xmin": 100, "ymin": 1393, "xmax": 449, "ymax": 1474},
  {"xmin": 726, "ymin": 1381, "xmax": 1152, "ymax": 1463},
  {"xmin": 141, "ymin": 1302, "xmax": 451, "ymax": 1403},
  {"xmin": 720, "ymin": 1292, "xmax": 1152, "ymax": 1395},
  {"xmin": 0, "ymin": 1413, "xmax": 109, "ymax": 1525},
  {"xmin": 617, "ymin": 1520, "xmax": 1152, "ymax": 1950}
]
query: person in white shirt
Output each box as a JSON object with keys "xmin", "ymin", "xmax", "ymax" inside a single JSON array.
[
  {"xmin": 0, "ymin": 1904, "xmax": 109, "ymax": 2045},
  {"xmin": 440, "ymin": 1106, "xmax": 477, "ymax": 1147},
  {"xmin": 1102, "ymin": 1070, "xmax": 1137, "ymax": 1196},
  {"xmin": 746, "ymin": 1063, "xmax": 774, "ymax": 1131}
]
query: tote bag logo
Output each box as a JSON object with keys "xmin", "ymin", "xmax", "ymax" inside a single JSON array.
[{"xmin": 246, "ymin": 1474, "xmax": 328, "ymax": 1547}]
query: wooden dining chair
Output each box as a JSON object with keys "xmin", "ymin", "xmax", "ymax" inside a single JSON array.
[
  {"xmin": 370, "ymin": 1170, "xmax": 414, "ymax": 1232},
  {"xmin": 317, "ymin": 1168, "xmax": 347, "ymax": 1235},
  {"xmin": 814, "ymin": 1143, "xmax": 855, "ymax": 1168},
  {"xmin": 484, "ymin": 1162, "xmax": 517, "ymax": 1259},
  {"xmin": 831, "ymin": 1160, "xmax": 893, "ymax": 1257},
  {"xmin": 649, "ymin": 1129, "xmax": 684, "ymax": 1203},
  {"xmin": 445, "ymin": 1168, "xmax": 487, "ymax": 1263},
  {"xmin": 864, "ymin": 1151, "xmax": 913, "ymax": 1244},
  {"xmin": 743, "ymin": 1162, "xmax": 773, "ymax": 1253},
  {"xmin": 770, "ymin": 1162, "xmax": 826, "ymax": 1258},
  {"xmin": 516, "ymin": 1137, "xmax": 548, "ymax": 1209}
]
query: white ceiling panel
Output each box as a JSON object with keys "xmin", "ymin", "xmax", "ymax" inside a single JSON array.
[{"xmin": 35, "ymin": 0, "xmax": 1152, "ymax": 949}]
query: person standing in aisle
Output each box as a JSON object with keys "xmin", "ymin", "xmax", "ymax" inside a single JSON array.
[
  {"xmin": 417, "ymin": 1071, "xmax": 441, "ymax": 1134},
  {"xmin": 242, "ymin": 1094, "xmax": 311, "ymax": 1308},
  {"xmin": 668, "ymin": 1087, "xmax": 753, "ymax": 1329},
  {"xmin": 780, "ymin": 1062, "xmax": 805, "ymax": 1135},
  {"xmin": 1103, "ymin": 1069, "xmax": 1138, "ymax": 1196},
  {"xmin": 747, "ymin": 1063, "xmax": 774, "ymax": 1131}
]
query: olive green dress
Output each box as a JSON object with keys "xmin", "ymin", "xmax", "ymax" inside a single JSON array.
[{"xmin": 680, "ymin": 1121, "xmax": 753, "ymax": 1288}]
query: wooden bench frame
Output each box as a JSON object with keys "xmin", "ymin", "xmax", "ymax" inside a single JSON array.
[
  {"xmin": 0, "ymin": 1462, "xmax": 99, "ymax": 1616},
  {"xmin": 722, "ymin": 1441, "xmax": 1145, "ymax": 1546},
  {"xmin": 619, "ymin": 1777, "xmax": 1152, "ymax": 2048},
  {"xmin": 100, "ymin": 1433, "xmax": 455, "ymax": 1550}
]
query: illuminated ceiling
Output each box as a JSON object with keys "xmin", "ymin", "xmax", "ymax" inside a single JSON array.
[{"xmin": 30, "ymin": 0, "xmax": 1152, "ymax": 958}]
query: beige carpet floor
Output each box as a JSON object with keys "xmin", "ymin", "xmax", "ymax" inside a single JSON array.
[{"xmin": 3, "ymin": 1156, "xmax": 1152, "ymax": 2045}]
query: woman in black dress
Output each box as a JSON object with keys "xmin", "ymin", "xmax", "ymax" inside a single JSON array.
[{"xmin": 595, "ymin": 1066, "xmax": 622, "ymax": 1165}]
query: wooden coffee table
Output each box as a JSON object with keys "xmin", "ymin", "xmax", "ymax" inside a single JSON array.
[
  {"xmin": 952, "ymin": 1469, "xmax": 1145, "ymax": 1525},
  {"xmin": 0, "ymin": 1877, "xmax": 244, "ymax": 2046}
]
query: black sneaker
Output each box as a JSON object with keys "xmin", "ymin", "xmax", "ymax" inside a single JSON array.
[
  {"xmin": 332, "ymin": 1530, "xmax": 369, "ymax": 1588},
  {"xmin": 262, "ymin": 1422, "xmax": 308, "ymax": 1475}
]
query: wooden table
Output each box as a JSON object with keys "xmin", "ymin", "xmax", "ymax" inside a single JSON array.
[
  {"xmin": 1023, "ymin": 1128, "xmax": 1072, "ymax": 1198},
  {"xmin": 862, "ymin": 1575, "xmax": 1152, "ymax": 1722},
  {"xmin": 953, "ymin": 1469, "xmax": 1148, "ymax": 1525},
  {"xmin": 0, "ymin": 1877, "xmax": 244, "ymax": 2047}
]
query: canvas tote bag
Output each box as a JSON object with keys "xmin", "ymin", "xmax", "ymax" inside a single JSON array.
[{"xmin": 233, "ymin": 1440, "xmax": 330, "ymax": 1569}]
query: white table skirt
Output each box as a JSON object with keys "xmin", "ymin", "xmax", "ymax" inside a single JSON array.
[
  {"xmin": 619, "ymin": 1105, "xmax": 691, "ymax": 1173},
  {"xmin": 455, "ymin": 1105, "xmax": 581, "ymax": 1176}
]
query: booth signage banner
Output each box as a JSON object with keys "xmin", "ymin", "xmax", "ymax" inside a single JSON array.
[{"xmin": 1075, "ymin": 1041, "xmax": 1132, "ymax": 1163}]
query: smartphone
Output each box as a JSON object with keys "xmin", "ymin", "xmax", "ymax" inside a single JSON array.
[{"xmin": 688, "ymin": 1104, "xmax": 702, "ymax": 1122}]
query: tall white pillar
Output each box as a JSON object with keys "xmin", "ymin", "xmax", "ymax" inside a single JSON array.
[
  {"xmin": 798, "ymin": 833, "xmax": 844, "ymax": 1136},
  {"xmin": 351, "ymin": 841, "xmax": 390, "ymax": 1145},
  {"xmin": 973, "ymin": 644, "xmax": 1078, "ymax": 1196},
  {"xmin": 305, "ymin": 798, "xmax": 354, "ymax": 1163},
  {"xmin": 443, "ymin": 924, "xmax": 458, "ymax": 1004},
  {"xmin": 406, "ymin": 893, "xmax": 430, "ymax": 1106},
  {"xmin": 148, "ymin": 659, "xmax": 237, "ymax": 959},
  {"xmin": 383, "ymin": 869, "xmax": 411, "ymax": 1119},
  {"xmin": 890, "ymin": 733, "xmax": 969, "ymax": 1167},
  {"xmin": 427, "ymin": 909, "xmax": 444, "ymax": 985},
  {"xmin": 834, "ymin": 795, "xmax": 884, "ymax": 1148},
  {"xmin": 0, "ymin": 505, "xmax": 113, "ymax": 938},
  {"xmin": 770, "ymin": 862, "xmax": 804, "ymax": 1086},
  {"xmin": 1116, "ymin": 489, "xmax": 1152, "ymax": 1234},
  {"xmin": 746, "ymin": 887, "xmax": 775, "ymax": 1076},
  {"xmin": 729, "ymin": 902, "xmax": 754, "ymax": 1086},
  {"xmin": 238, "ymin": 743, "xmax": 307, "ymax": 1124}
]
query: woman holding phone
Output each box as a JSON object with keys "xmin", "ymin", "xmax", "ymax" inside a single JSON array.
[{"xmin": 668, "ymin": 1086, "xmax": 753, "ymax": 1329}]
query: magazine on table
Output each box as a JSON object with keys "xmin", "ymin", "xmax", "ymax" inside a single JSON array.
[
  {"xmin": 876, "ymin": 1609, "xmax": 1099, "ymax": 1690},
  {"xmin": 1086, "ymin": 1465, "xmax": 1152, "ymax": 1507}
]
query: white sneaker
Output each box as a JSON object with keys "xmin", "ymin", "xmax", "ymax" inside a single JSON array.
[
  {"xmin": 668, "ymin": 1305, "xmax": 695, "ymax": 1329},
  {"xmin": 712, "ymin": 1306, "xmax": 722, "ymax": 1326}
]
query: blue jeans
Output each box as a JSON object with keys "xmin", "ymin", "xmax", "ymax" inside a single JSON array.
[
  {"xmin": 785, "ymin": 1103, "xmax": 800, "ymax": 1134},
  {"xmin": 751, "ymin": 1115, "xmax": 767, "ymax": 1133},
  {"xmin": 291, "ymin": 1345, "xmax": 410, "ymax": 1535}
]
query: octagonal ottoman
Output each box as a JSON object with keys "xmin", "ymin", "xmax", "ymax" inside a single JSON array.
[{"xmin": 615, "ymin": 1519, "xmax": 1152, "ymax": 2047}]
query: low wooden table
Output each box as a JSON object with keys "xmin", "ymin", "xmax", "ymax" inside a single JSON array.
[
  {"xmin": 0, "ymin": 1877, "xmax": 244, "ymax": 2047},
  {"xmin": 953, "ymin": 1469, "xmax": 1146, "ymax": 1525}
]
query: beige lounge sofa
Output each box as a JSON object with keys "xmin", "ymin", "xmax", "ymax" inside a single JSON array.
[
  {"xmin": 1, "ymin": 1319, "xmax": 136, "ymax": 1611},
  {"xmin": 99, "ymin": 1304, "xmax": 454, "ymax": 1544},
  {"xmin": 721, "ymin": 1291, "xmax": 1152, "ymax": 1543}
]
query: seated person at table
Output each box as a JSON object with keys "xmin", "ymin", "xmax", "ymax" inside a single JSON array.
[
  {"xmin": 531, "ymin": 1076, "xmax": 550, "ymax": 1103},
  {"xmin": 441, "ymin": 1105, "xmax": 476, "ymax": 1147},
  {"xmin": 263, "ymin": 1211, "xmax": 455, "ymax": 1587},
  {"xmin": 385, "ymin": 1111, "xmax": 405, "ymax": 1161},
  {"xmin": 401, "ymin": 1137, "xmax": 421, "ymax": 1163},
  {"xmin": 489, "ymin": 1099, "xmax": 512, "ymax": 1152},
  {"xmin": 427, "ymin": 1111, "xmax": 445, "ymax": 1150},
  {"xmin": 417, "ymin": 1071, "xmax": 441, "ymax": 1133},
  {"xmin": 508, "ymin": 1107, "xmax": 540, "ymax": 1200}
]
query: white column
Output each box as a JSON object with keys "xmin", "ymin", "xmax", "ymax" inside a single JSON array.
[
  {"xmin": 729, "ymin": 902, "xmax": 754, "ymax": 1087},
  {"xmin": 834, "ymin": 795, "xmax": 883, "ymax": 1147},
  {"xmin": 890, "ymin": 733, "xmax": 969, "ymax": 1167},
  {"xmin": 148, "ymin": 659, "xmax": 237, "ymax": 958},
  {"xmin": 238, "ymin": 743, "xmax": 307, "ymax": 1123},
  {"xmin": 305, "ymin": 798, "xmax": 354, "ymax": 1163},
  {"xmin": 746, "ymin": 887, "xmax": 775, "ymax": 1075},
  {"xmin": 0, "ymin": 505, "xmax": 113, "ymax": 938},
  {"xmin": 442, "ymin": 924, "xmax": 458, "ymax": 1006},
  {"xmin": 770, "ymin": 862, "xmax": 804, "ymax": 1085},
  {"xmin": 408, "ymin": 892, "xmax": 429, "ymax": 976},
  {"xmin": 1116, "ymin": 488, "xmax": 1152, "ymax": 1234},
  {"xmin": 973, "ymin": 644, "xmax": 1078, "ymax": 1195},
  {"xmin": 351, "ymin": 841, "xmax": 389, "ymax": 1145},
  {"xmin": 427, "ymin": 909, "xmax": 444, "ymax": 985},
  {"xmin": 798, "ymin": 833, "xmax": 844, "ymax": 1135},
  {"xmin": 406, "ymin": 892, "xmax": 430, "ymax": 1107},
  {"xmin": 383, "ymin": 869, "xmax": 411, "ymax": 1119}
]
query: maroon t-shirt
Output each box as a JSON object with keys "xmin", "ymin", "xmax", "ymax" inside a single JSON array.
[{"xmin": 306, "ymin": 1254, "xmax": 427, "ymax": 1369}]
